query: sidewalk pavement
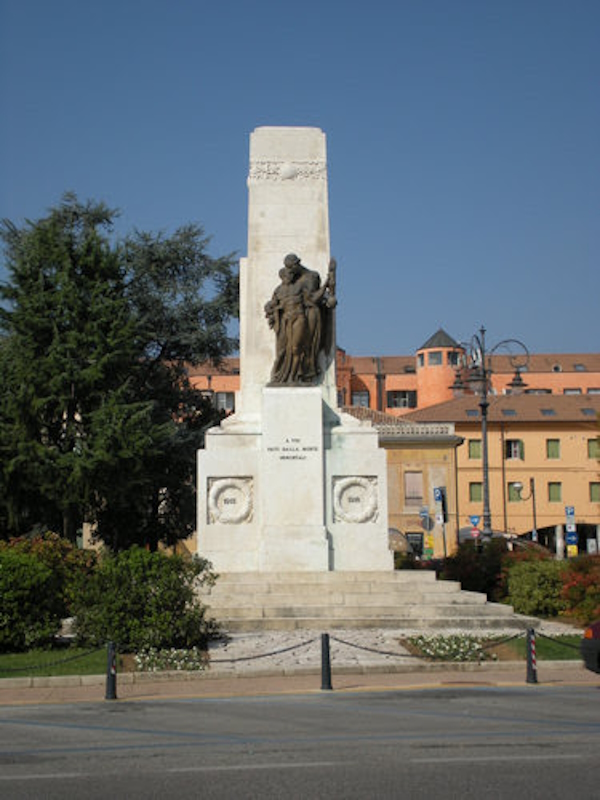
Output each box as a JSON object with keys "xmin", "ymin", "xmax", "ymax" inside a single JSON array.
[{"xmin": 1, "ymin": 625, "xmax": 597, "ymax": 706}]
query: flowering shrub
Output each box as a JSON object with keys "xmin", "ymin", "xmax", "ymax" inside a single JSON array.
[
  {"xmin": 135, "ymin": 647, "xmax": 208, "ymax": 672},
  {"xmin": 407, "ymin": 634, "xmax": 499, "ymax": 662},
  {"xmin": 560, "ymin": 556, "xmax": 600, "ymax": 624}
]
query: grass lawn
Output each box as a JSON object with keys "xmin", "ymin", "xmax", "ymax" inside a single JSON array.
[
  {"xmin": 497, "ymin": 634, "xmax": 581, "ymax": 661},
  {"xmin": 0, "ymin": 646, "xmax": 113, "ymax": 678}
]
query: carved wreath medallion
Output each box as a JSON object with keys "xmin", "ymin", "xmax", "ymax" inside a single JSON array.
[
  {"xmin": 207, "ymin": 477, "xmax": 253, "ymax": 524},
  {"xmin": 332, "ymin": 476, "xmax": 379, "ymax": 524}
]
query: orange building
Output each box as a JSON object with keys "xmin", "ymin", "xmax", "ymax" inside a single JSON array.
[{"xmin": 188, "ymin": 328, "xmax": 600, "ymax": 417}]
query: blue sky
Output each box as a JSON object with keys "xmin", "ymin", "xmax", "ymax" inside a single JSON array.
[{"xmin": 1, "ymin": 0, "xmax": 598, "ymax": 356}]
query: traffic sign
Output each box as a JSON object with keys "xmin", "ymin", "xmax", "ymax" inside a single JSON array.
[
  {"xmin": 565, "ymin": 506, "xmax": 575, "ymax": 519},
  {"xmin": 566, "ymin": 531, "xmax": 578, "ymax": 545},
  {"xmin": 566, "ymin": 522, "xmax": 576, "ymax": 533},
  {"xmin": 471, "ymin": 528, "xmax": 481, "ymax": 538},
  {"xmin": 419, "ymin": 507, "xmax": 429, "ymax": 519},
  {"xmin": 433, "ymin": 488, "xmax": 443, "ymax": 503},
  {"xmin": 469, "ymin": 515, "xmax": 481, "ymax": 527}
]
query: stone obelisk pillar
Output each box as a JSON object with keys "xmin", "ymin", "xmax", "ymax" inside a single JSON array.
[{"xmin": 237, "ymin": 126, "xmax": 336, "ymax": 421}]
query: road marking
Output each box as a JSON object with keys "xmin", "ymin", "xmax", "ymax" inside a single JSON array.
[
  {"xmin": 0, "ymin": 773, "xmax": 82, "ymax": 781},
  {"xmin": 410, "ymin": 754, "xmax": 583, "ymax": 764},
  {"xmin": 168, "ymin": 761, "xmax": 343, "ymax": 772}
]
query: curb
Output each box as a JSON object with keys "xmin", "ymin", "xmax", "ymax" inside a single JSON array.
[{"xmin": 0, "ymin": 659, "xmax": 586, "ymax": 690}]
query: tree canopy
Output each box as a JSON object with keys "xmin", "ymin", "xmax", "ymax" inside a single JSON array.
[{"xmin": 0, "ymin": 193, "xmax": 238, "ymax": 549}]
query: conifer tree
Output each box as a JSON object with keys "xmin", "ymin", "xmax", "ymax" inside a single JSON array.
[{"xmin": 0, "ymin": 194, "xmax": 237, "ymax": 548}]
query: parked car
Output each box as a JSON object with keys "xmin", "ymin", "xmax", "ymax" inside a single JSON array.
[{"xmin": 580, "ymin": 620, "xmax": 600, "ymax": 674}]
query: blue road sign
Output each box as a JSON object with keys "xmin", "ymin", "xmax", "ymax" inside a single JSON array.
[
  {"xmin": 566, "ymin": 532, "xmax": 578, "ymax": 545},
  {"xmin": 469, "ymin": 515, "xmax": 481, "ymax": 527},
  {"xmin": 565, "ymin": 506, "xmax": 575, "ymax": 518},
  {"xmin": 433, "ymin": 487, "xmax": 443, "ymax": 503}
]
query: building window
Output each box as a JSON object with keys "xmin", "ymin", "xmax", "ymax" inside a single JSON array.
[
  {"xmin": 215, "ymin": 392, "xmax": 235, "ymax": 412},
  {"xmin": 469, "ymin": 482, "xmax": 483, "ymax": 502},
  {"xmin": 508, "ymin": 482, "xmax": 522, "ymax": 502},
  {"xmin": 590, "ymin": 483, "xmax": 600, "ymax": 503},
  {"xmin": 546, "ymin": 439, "xmax": 560, "ymax": 459},
  {"xmin": 505, "ymin": 439, "xmax": 524, "ymax": 460},
  {"xmin": 417, "ymin": 353, "xmax": 424, "ymax": 368},
  {"xmin": 587, "ymin": 388, "xmax": 600, "ymax": 395},
  {"xmin": 563, "ymin": 388, "xmax": 582, "ymax": 395},
  {"xmin": 588, "ymin": 439, "xmax": 600, "ymax": 459},
  {"xmin": 525, "ymin": 389, "xmax": 552, "ymax": 395},
  {"xmin": 337, "ymin": 389, "xmax": 346, "ymax": 406},
  {"xmin": 468, "ymin": 439, "xmax": 482, "ymax": 459},
  {"xmin": 447, "ymin": 352, "xmax": 460, "ymax": 366},
  {"xmin": 386, "ymin": 390, "xmax": 417, "ymax": 409},
  {"xmin": 548, "ymin": 482, "xmax": 562, "ymax": 503},
  {"xmin": 404, "ymin": 472, "xmax": 424, "ymax": 507},
  {"xmin": 428, "ymin": 351, "xmax": 443, "ymax": 366},
  {"xmin": 351, "ymin": 390, "xmax": 370, "ymax": 407}
]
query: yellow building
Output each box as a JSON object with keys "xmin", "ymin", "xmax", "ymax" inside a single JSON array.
[
  {"xmin": 404, "ymin": 394, "xmax": 600, "ymax": 553},
  {"xmin": 344, "ymin": 407, "xmax": 463, "ymax": 559}
]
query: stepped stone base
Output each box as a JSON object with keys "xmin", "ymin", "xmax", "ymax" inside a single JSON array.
[{"xmin": 199, "ymin": 571, "xmax": 537, "ymax": 633}]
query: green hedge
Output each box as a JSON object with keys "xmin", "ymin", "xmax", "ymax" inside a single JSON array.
[
  {"xmin": 0, "ymin": 549, "xmax": 62, "ymax": 652},
  {"xmin": 506, "ymin": 559, "xmax": 568, "ymax": 617},
  {"xmin": 72, "ymin": 546, "xmax": 216, "ymax": 651}
]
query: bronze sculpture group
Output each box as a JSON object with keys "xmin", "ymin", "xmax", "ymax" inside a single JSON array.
[{"xmin": 265, "ymin": 253, "xmax": 337, "ymax": 385}]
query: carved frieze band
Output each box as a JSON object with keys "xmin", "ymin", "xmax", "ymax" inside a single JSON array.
[
  {"xmin": 207, "ymin": 477, "xmax": 253, "ymax": 524},
  {"xmin": 248, "ymin": 160, "xmax": 326, "ymax": 183},
  {"xmin": 332, "ymin": 476, "xmax": 379, "ymax": 524}
]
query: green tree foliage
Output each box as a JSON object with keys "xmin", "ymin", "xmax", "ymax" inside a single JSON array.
[
  {"xmin": 0, "ymin": 194, "xmax": 237, "ymax": 548},
  {"xmin": 71, "ymin": 546, "xmax": 216, "ymax": 651},
  {"xmin": 0, "ymin": 549, "xmax": 61, "ymax": 652}
]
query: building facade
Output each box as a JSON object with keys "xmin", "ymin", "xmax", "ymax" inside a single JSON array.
[
  {"xmin": 188, "ymin": 329, "xmax": 600, "ymax": 555},
  {"xmin": 404, "ymin": 394, "xmax": 600, "ymax": 554}
]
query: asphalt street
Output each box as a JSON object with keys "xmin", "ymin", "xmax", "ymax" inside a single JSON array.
[{"xmin": 1, "ymin": 685, "xmax": 599, "ymax": 799}]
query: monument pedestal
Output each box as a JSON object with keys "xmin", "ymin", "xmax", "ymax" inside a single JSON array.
[{"xmin": 198, "ymin": 388, "xmax": 392, "ymax": 572}]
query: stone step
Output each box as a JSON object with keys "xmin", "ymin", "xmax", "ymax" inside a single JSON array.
[
  {"xmin": 218, "ymin": 616, "xmax": 536, "ymax": 633},
  {"xmin": 209, "ymin": 570, "xmax": 439, "ymax": 586},
  {"xmin": 203, "ymin": 589, "xmax": 487, "ymax": 608},
  {"xmin": 200, "ymin": 570, "xmax": 534, "ymax": 634},
  {"xmin": 206, "ymin": 602, "xmax": 515, "ymax": 621}
]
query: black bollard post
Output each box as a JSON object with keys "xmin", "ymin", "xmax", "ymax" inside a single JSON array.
[
  {"xmin": 321, "ymin": 633, "xmax": 333, "ymax": 691},
  {"xmin": 105, "ymin": 641, "xmax": 118, "ymax": 700},
  {"xmin": 526, "ymin": 628, "xmax": 538, "ymax": 685}
]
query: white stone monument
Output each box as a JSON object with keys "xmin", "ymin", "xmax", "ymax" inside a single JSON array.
[{"xmin": 197, "ymin": 126, "xmax": 392, "ymax": 572}]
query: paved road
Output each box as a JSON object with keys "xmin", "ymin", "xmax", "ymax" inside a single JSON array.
[{"xmin": 1, "ymin": 685, "xmax": 598, "ymax": 799}]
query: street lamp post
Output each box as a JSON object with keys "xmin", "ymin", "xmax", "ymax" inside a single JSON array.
[
  {"xmin": 515, "ymin": 478, "xmax": 538, "ymax": 542},
  {"xmin": 452, "ymin": 326, "xmax": 529, "ymax": 542}
]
